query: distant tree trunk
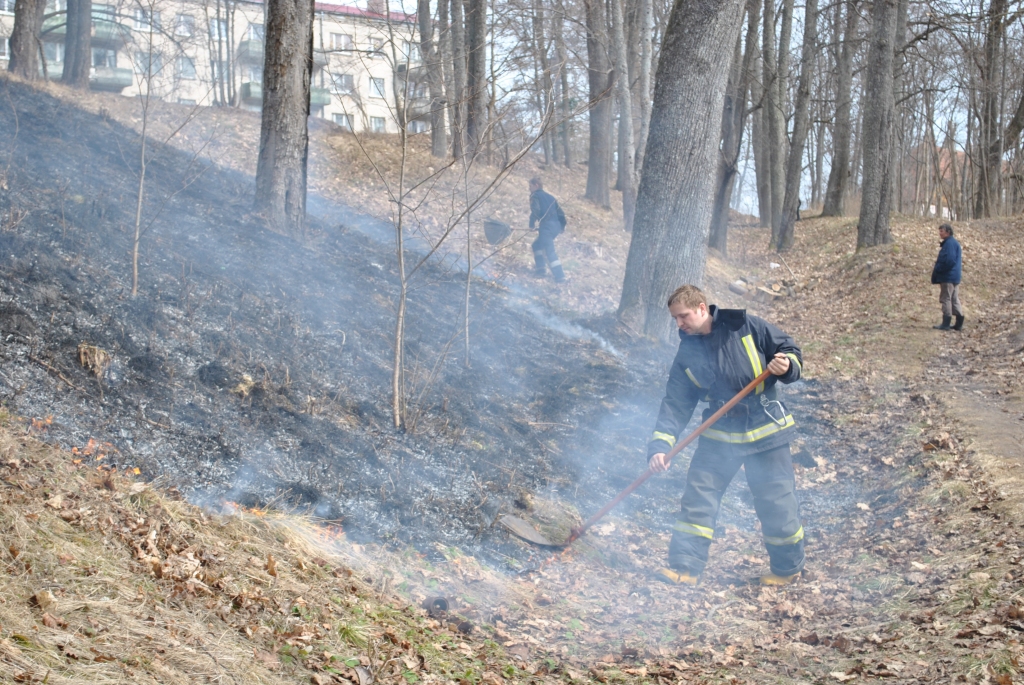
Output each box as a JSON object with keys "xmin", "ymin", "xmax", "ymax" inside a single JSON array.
[
  {"xmin": 62, "ymin": 0, "xmax": 92, "ymax": 88},
  {"xmin": 584, "ymin": 0, "xmax": 613, "ymax": 207},
  {"xmin": 419, "ymin": 0, "xmax": 447, "ymax": 158},
  {"xmin": 553, "ymin": 0, "xmax": 572, "ymax": 167},
  {"xmin": 753, "ymin": 90, "xmax": 771, "ymax": 226},
  {"xmin": 856, "ymin": 0, "xmax": 899, "ymax": 248},
  {"xmin": 974, "ymin": 0, "xmax": 1008, "ymax": 218},
  {"xmin": 465, "ymin": 0, "xmax": 487, "ymax": 155},
  {"xmin": 450, "ymin": 0, "xmax": 467, "ymax": 159},
  {"xmin": 531, "ymin": 0, "xmax": 552, "ymax": 163},
  {"xmin": 254, "ymin": 0, "xmax": 313, "ymax": 236},
  {"xmin": 776, "ymin": 0, "xmax": 817, "ymax": 251},
  {"xmin": 822, "ymin": 1, "xmax": 859, "ymax": 216},
  {"xmin": 610, "ymin": 0, "xmax": 636, "ymax": 230},
  {"xmin": 635, "ymin": 0, "xmax": 653, "ymax": 175},
  {"xmin": 8, "ymin": 0, "xmax": 46, "ymax": 80},
  {"xmin": 618, "ymin": 0, "xmax": 744, "ymax": 340},
  {"xmin": 767, "ymin": 0, "xmax": 793, "ymax": 245},
  {"xmin": 709, "ymin": 0, "xmax": 757, "ymax": 254},
  {"xmin": 760, "ymin": 0, "xmax": 780, "ymax": 230}
]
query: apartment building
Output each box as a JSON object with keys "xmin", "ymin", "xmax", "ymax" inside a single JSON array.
[{"xmin": 0, "ymin": 0, "xmax": 428, "ymax": 134}]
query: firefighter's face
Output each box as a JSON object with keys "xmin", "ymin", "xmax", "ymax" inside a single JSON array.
[{"xmin": 669, "ymin": 302, "xmax": 710, "ymax": 335}]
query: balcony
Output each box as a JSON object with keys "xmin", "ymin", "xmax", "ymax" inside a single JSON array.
[
  {"xmin": 237, "ymin": 39, "xmax": 263, "ymax": 63},
  {"xmin": 92, "ymin": 18, "xmax": 130, "ymax": 47},
  {"xmin": 240, "ymin": 81, "xmax": 262, "ymax": 103},
  {"xmin": 310, "ymin": 87, "xmax": 331, "ymax": 108},
  {"xmin": 89, "ymin": 67, "xmax": 133, "ymax": 92}
]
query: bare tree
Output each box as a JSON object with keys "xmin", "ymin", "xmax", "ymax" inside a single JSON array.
[
  {"xmin": 8, "ymin": 0, "xmax": 47, "ymax": 80},
  {"xmin": 618, "ymin": 0, "xmax": 745, "ymax": 339},
  {"xmin": 62, "ymin": 0, "xmax": 92, "ymax": 88},
  {"xmin": 610, "ymin": 0, "xmax": 636, "ymax": 230},
  {"xmin": 821, "ymin": 0, "xmax": 860, "ymax": 217},
  {"xmin": 583, "ymin": 0, "xmax": 613, "ymax": 207},
  {"xmin": 253, "ymin": 0, "xmax": 314, "ymax": 236},
  {"xmin": 418, "ymin": 0, "xmax": 448, "ymax": 157}
]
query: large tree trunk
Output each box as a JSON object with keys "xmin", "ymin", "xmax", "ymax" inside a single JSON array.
[
  {"xmin": 708, "ymin": 0, "xmax": 757, "ymax": 254},
  {"xmin": 419, "ymin": 0, "xmax": 448, "ymax": 158},
  {"xmin": 465, "ymin": 0, "xmax": 487, "ymax": 155},
  {"xmin": 776, "ymin": 0, "xmax": 818, "ymax": 251},
  {"xmin": 8, "ymin": 0, "xmax": 46, "ymax": 80},
  {"xmin": 821, "ymin": 0, "xmax": 859, "ymax": 216},
  {"xmin": 856, "ymin": 0, "xmax": 899, "ymax": 247},
  {"xmin": 610, "ymin": 0, "xmax": 636, "ymax": 230},
  {"xmin": 254, "ymin": 0, "xmax": 313, "ymax": 236},
  {"xmin": 635, "ymin": 0, "xmax": 653, "ymax": 175},
  {"xmin": 62, "ymin": 0, "xmax": 92, "ymax": 88},
  {"xmin": 617, "ymin": 0, "xmax": 745, "ymax": 340},
  {"xmin": 974, "ymin": 0, "xmax": 1008, "ymax": 217},
  {"xmin": 583, "ymin": 0, "xmax": 613, "ymax": 207}
]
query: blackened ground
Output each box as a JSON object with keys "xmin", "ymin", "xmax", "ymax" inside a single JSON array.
[{"xmin": 0, "ymin": 77, "xmax": 845, "ymax": 573}]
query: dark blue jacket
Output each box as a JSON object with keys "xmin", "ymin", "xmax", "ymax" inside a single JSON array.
[
  {"xmin": 931, "ymin": 236, "xmax": 962, "ymax": 285},
  {"xmin": 647, "ymin": 307, "xmax": 802, "ymax": 459},
  {"xmin": 529, "ymin": 189, "xmax": 566, "ymax": 233}
]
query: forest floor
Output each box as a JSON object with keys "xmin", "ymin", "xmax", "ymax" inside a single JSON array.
[{"xmin": 1, "ymin": 74, "xmax": 1024, "ymax": 685}]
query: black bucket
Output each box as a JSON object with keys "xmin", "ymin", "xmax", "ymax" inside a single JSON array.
[{"xmin": 483, "ymin": 219, "xmax": 512, "ymax": 245}]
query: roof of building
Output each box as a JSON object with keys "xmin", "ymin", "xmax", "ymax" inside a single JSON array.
[{"xmin": 314, "ymin": 3, "xmax": 416, "ymax": 22}]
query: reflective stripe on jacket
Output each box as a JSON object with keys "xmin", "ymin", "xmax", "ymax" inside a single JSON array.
[{"xmin": 647, "ymin": 306, "xmax": 802, "ymax": 459}]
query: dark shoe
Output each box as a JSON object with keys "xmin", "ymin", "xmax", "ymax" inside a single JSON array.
[
  {"xmin": 953, "ymin": 315, "xmax": 964, "ymax": 331},
  {"xmin": 654, "ymin": 567, "xmax": 699, "ymax": 585},
  {"xmin": 933, "ymin": 316, "xmax": 952, "ymax": 330}
]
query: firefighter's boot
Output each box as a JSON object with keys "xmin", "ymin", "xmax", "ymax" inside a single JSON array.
[
  {"xmin": 933, "ymin": 316, "xmax": 952, "ymax": 330},
  {"xmin": 654, "ymin": 568, "xmax": 699, "ymax": 586},
  {"xmin": 760, "ymin": 572, "xmax": 800, "ymax": 586},
  {"xmin": 953, "ymin": 315, "xmax": 965, "ymax": 331}
]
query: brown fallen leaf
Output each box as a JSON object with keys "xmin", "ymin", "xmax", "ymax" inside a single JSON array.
[
  {"xmin": 829, "ymin": 672, "xmax": 856, "ymax": 682},
  {"xmin": 31, "ymin": 590, "xmax": 57, "ymax": 613},
  {"xmin": 41, "ymin": 612, "xmax": 67, "ymax": 629},
  {"xmin": 266, "ymin": 555, "xmax": 277, "ymax": 577}
]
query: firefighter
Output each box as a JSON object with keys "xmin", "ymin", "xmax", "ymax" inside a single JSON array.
[
  {"xmin": 528, "ymin": 178, "xmax": 567, "ymax": 283},
  {"xmin": 647, "ymin": 285, "xmax": 805, "ymax": 586}
]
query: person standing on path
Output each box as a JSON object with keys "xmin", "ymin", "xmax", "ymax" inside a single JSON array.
[
  {"xmin": 931, "ymin": 223, "xmax": 964, "ymax": 331},
  {"xmin": 647, "ymin": 285, "xmax": 806, "ymax": 587},
  {"xmin": 528, "ymin": 178, "xmax": 567, "ymax": 283}
]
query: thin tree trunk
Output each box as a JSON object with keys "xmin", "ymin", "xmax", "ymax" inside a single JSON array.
[
  {"xmin": 62, "ymin": 0, "xmax": 92, "ymax": 88},
  {"xmin": 753, "ymin": 89, "xmax": 771, "ymax": 226},
  {"xmin": 768, "ymin": 0, "xmax": 793, "ymax": 245},
  {"xmin": 610, "ymin": 0, "xmax": 636, "ymax": 230},
  {"xmin": 554, "ymin": 0, "xmax": 572, "ymax": 167},
  {"xmin": 8, "ymin": 0, "xmax": 46, "ymax": 80},
  {"xmin": 584, "ymin": 0, "xmax": 613, "ymax": 207},
  {"xmin": 254, "ymin": 0, "xmax": 314, "ymax": 236},
  {"xmin": 617, "ymin": 0, "xmax": 745, "ymax": 340},
  {"xmin": 760, "ymin": 0, "xmax": 779, "ymax": 229},
  {"xmin": 635, "ymin": 0, "xmax": 653, "ymax": 174},
  {"xmin": 465, "ymin": 0, "xmax": 487, "ymax": 155},
  {"xmin": 709, "ymin": 0, "xmax": 757, "ymax": 254},
  {"xmin": 776, "ymin": 0, "xmax": 817, "ymax": 251},
  {"xmin": 450, "ymin": 0, "xmax": 467, "ymax": 159},
  {"xmin": 531, "ymin": 0, "xmax": 551, "ymax": 163}
]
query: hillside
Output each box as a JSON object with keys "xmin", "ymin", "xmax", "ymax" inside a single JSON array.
[{"xmin": 2, "ymin": 73, "xmax": 1024, "ymax": 685}]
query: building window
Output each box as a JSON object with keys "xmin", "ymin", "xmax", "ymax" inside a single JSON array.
[
  {"xmin": 92, "ymin": 47, "xmax": 116, "ymax": 67},
  {"xmin": 134, "ymin": 8, "xmax": 161, "ymax": 31},
  {"xmin": 330, "ymin": 33, "xmax": 352, "ymax": 50},
  {"xmin": 333, "ymin": 113, "xmax": 352, "ymax": 131},
  {"xmin": 44, "ymin": 0, "xmax": 66, "ymax": 14},
  {"xmin": 407, "ymin": 120, "xmax": 428, "ymax": 134},
  {"xmin": 174, "ymin": 14, "xmax": 195, "ymax": 36},
  {"xmin": 178, "ymin": 98, "xmax": 196, "ymax": 105},
  {"xmin": 91, "ymin": 3, "xmax": 114, "ymax": 20},
  {"xmin": 401, "ymin": 41, "xmax": 419, "ymax": 62},
  {"xmin": 209, "ymin": 18, "xmax": 228, "ymax": 41},
  {"xmin": 0, "ymin": 38, "xmax": 9, "ymax": 58},
  {"xmin": 0, "ymin": 0, "xmax": 13, "ymax": 13},
  {"xmin": 44, "ymin": 42, "xmax": 64, "ymax": 64},
  {"xmin": 176, "ymin": 55, "xmax": 196, "ymax": 79},
  {"xmin": 369, "ymin": 77, "xmax": 385, "ymax": 98},
  {"xmin": 211, "ymin": 60, "xmax": 227, "ymax": 81},
  {"xmin": 331, "ymin": 73, "xmax": 353, "ymax": 94},
  {"xmin": 370, "ymin": 116, "xmax": 385, "ymax": 133},
  {"xmin": 245, "ymin": 65, "xmax": 261, "ymax": 84},
  {"xmin": 246, "ymin": 23, "xmax": 264, "ymax": 41},
  {"xmin": 413, "ymin": 81, "xmax": 427, "ymax": 99},
  {"xmin": 134, "ymin": 51, "xmax": 162, "ymax": 74},
  {"xmin": 368, "ymin": 37, "xmax": 384, "ymax": 58}
]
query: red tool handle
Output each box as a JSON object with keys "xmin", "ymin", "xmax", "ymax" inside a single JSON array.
[{"xmin": 566, "ymin": 367, "xmax": 774, "ymax": 545}]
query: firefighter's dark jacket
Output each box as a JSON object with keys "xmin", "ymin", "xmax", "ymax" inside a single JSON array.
[
  {"xmin": 647, "ymin": 306, "xmax": 803, "ymax": 459},
  {"xmin": 931, "ymin": 236, "xmax": 962, "ymax": 285},
  {"xmin": 530, "ymin": 189, "xmax": 565, "ymax": 232}
]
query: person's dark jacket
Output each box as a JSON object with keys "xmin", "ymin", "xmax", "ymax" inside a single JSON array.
[
  {"xmin": 647, "ymin": 306, "xmax": 803, "ymax": 459},
  {"xmin": 931, "ymin": 235, "xmax": 962, "ymax": 285},
  {"xmin": 530, "ymin": 189, "xmax": 566, "ymax": 233}
]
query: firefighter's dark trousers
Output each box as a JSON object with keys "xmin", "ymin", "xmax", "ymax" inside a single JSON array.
[
  {"xmin": 532, "ymin": 227, "xmax": 565, "ymax": 281},
  {"xmin": 668, "ymin": 441, "xmax": 805, "ymax": 577}
]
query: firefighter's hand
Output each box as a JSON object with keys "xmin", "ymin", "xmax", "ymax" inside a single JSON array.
[
  {"xmin": 767, "ymin": 353, "xmax": 791, "ymax": 376},
  {"xmin": 649, "ymin": 453, "xmax": 671, "ymax": 473}
]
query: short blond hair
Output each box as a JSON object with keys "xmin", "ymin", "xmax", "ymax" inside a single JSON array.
[{"xmin": 667, "ymin": 285, "xmax": 707, "ymax": 309}]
